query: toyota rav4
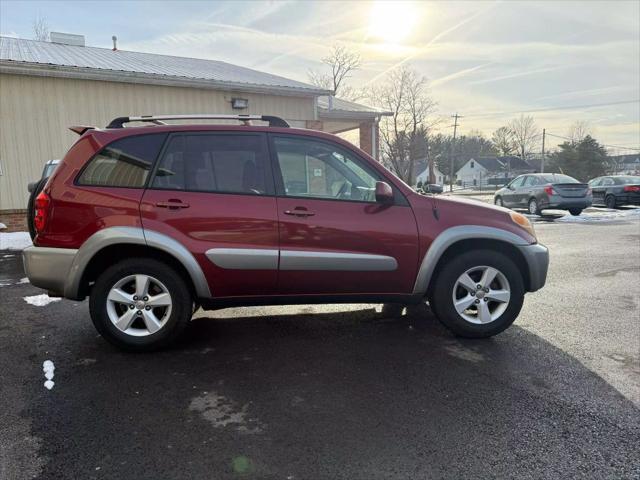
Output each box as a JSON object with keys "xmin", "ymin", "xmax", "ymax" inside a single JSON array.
[{"xmin": 23, "ymin": 114, "xmax": 549, "ymax": 351}]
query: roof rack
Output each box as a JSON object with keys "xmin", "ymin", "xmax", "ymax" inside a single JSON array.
[{"xmin": 106, "ymin": 114, "xmax": 290, "ymax": 129}]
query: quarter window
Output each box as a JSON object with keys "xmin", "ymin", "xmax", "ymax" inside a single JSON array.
[
  {"xmin": 151, "ymin": 134, "xmax": 268, "ymax": 195},
  {"xmin": 273, "ymin": 136, "xmax": 379, "ymax": 202},
  {"xmin": 77, "ymin": 134, "xmax": 166, "ymax": 188}
]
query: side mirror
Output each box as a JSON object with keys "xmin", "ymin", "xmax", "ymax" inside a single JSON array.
[{"xmin": 375, "ymin": 181, "xmax": 394, "ymax": 204}]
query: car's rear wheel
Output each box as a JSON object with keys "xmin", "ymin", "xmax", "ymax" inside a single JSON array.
[
  {"xmin": 89, "ymin": 258, "xmax": 193, "ymax": 352},
  {"xmin": 494, "ymin": 196, "xmax": 503, "ymax": 207},
  {"xmin": 569, "ymin": 208, "xmax": 582, "ymax": 216},
  {"xmin": 429, "ymin": 249, "xmax": 524, "ymax": 338},
  {"xmin": 605, "ymin": 195, "xmax": 616, "ymax": 209},
  {"xmin": 528, "ymin": 198, "xmax": 541, "ymax": 216}
]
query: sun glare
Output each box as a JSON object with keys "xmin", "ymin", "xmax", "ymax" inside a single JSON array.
[{"xmin": 368, "ymin": 1, "xmax": 419, "ymax": 44}]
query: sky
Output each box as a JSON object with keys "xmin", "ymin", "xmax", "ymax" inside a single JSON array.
[{"xmin": 1, "ymin": 0, "xmax": 639, "ymax": 153}]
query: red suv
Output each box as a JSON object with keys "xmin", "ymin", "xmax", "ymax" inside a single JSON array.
[{"xmin": 24, "ymin": 114, "xmax": 548, "ymax": 351}]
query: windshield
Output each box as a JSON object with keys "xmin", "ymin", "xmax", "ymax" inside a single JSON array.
[
  {"xmin": 541, "ymin": 174, "xmax": 579, "ymax": 184},
  {"xmin": 616, "ymin": 176, "xmax": 640, "ymax": 184}
]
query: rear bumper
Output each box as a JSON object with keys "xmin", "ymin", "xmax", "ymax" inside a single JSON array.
[
  {"xmin": 543, "ymin": 196, "xmax": 592, "ymax": 210},
  {"xmin": 516, "ymin": 243, "xmax": 549, "ymax": 292},
  {"xmin": 23, "ymin": 246, "xmax": 78, "ymax": 297}
]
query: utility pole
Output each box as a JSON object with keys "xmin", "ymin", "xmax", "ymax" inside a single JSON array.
[
  {"xmin": 540, "ymin": 128, "xmax": 546, "ymax": 173},
  {"xmin": 450, "ymin": 113, "xmax": 462, "ymax": 192}
]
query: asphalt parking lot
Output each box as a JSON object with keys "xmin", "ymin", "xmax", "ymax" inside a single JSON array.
[{"xmin": 1, "ymin": 216, "xmax": 639, "ymax": 479}]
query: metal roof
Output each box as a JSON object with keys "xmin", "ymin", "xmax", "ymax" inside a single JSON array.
[
  {"xmin": 317, "ymin": 95, "xmax": 391, "ymax": 120},
  {"xmin": 0, "ymin": 36, "xmax": 330, "ymax": 96}
]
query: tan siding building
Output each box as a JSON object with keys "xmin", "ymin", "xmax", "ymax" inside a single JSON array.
[{"xmin": 0, "ymin": 35, "xmax": 388, "ymax": 230}]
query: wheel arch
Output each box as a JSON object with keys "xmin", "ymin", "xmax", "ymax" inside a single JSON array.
[
  {"xmin": 64, "ymin": 227, "xmax": 211, "ymax": 300},
  {"xmin": 414, "ymin": 226, "xmax": 532, "ymax": 297}
]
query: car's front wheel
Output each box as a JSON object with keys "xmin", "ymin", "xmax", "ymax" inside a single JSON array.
[
  {"xmin": 429, "ymin": 249, "xmax": 524, "ymax": 338},
  {"xmin": 494, "ymin": 196, "xmax": 503, "ymax": 207},
  {"xmin": 89, "ymin": 258, "xmax": 193, "ymax": 352},
  {"xmin": 605, "ymin": 195, "xmax": 616, "ymax": 209},
  {"xmin": 569, "ymin": 208, "xmax": 582, "ymax": 216}
]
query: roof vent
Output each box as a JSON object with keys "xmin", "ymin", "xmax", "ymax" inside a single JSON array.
[{"xmin": 50, "ymin": 32, "xmax": 85, "ymax": 47}]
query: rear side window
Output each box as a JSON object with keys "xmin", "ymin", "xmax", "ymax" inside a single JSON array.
[
  {"xmin": 77, "ymin": 134, "xmax": 166, "ymax": 188},
  {"xmin": 151, "ymin": 134, "xmax": 268, "ymax": 195}
]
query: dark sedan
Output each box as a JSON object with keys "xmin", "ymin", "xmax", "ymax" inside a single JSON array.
[
  {"xmin": 588, "ymin": 175, "xmax": 640, "ymax": 209},
  {"xmin": 495, "ymin": 173, "xmax": 592, "ymax": 216}
]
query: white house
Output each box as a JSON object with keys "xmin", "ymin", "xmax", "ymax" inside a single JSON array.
[
  {"xmin": 415, "ymin": 165, "xmax": 446, "ymax": 186},
  {"xmin": 456, "ymin": 156, "xmax": 534, "ymax": 187}
]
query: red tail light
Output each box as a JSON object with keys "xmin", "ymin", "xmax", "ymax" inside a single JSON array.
[
  {"xmin": 623, "ymin": 185, "xmax": 640, "ymax": 192},
  {"xmin": 33, "ymin": 191, "xmax": 50, "ymax": 233},
  {"xmin": 544, "ymin": 185, "xmax": 556, "ymax": 195}
]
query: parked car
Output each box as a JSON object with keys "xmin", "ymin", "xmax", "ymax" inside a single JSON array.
[
  {"xmin": 494, "ymin": 173, "xmax": 592, "ymax": 216},
  {"xmin": 26, "ymin": 159, "xmax": 60, "ymax": 239},
  {"xmin": 23, "ymin": 114, "xmax": 549, "ymax": 351},
  {"xmin": 588, "ymin": 175, "xmax": 640, "ymax": 209}
]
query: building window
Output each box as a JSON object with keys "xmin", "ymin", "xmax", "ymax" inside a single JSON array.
[{"xmin": 470, "ymin": 161, "xmax": 474, "ymax": 168}]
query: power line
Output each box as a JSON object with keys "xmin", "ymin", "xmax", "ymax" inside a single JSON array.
[
  {"xmin": 460, "ymin": 99, "xmax": 640, "ymax": 119},
  {"xmin": 545, "ymin": 132, "xmax": 640, "ymax": 151}
]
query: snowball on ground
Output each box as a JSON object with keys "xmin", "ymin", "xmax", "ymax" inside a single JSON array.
[
  {"xmin": 24, "ymin": 294, "xmax": 61, "ymax": 307},
  {"xmin": 0, "ymin": 232, "xmax": 32, "ymax": 250}
]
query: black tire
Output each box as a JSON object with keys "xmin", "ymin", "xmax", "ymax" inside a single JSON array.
[
  {"xmin": 605, "ymin": 195, "xmax": 616, "ymax": 209},
  {"xmin": 494, "ymin": 196, "xmax": 503, "ymax": 207},
  {"xmin": 27, "ymin": 177, "xmax": 48, "ymax": 240},
  {"xmin": 569, "ymin": 208, "xmax": 582, "ymax": 216},
  {"xmin": 89, "ymin": 258, "xmax": 193, "ymax": 352},
  {"xmin": 429, "ymin": 249, "xmax": 525, "ymax": 338},
  {"xmin": 528, "ymin": 198, "xmax": 541, "ymax": 216}
]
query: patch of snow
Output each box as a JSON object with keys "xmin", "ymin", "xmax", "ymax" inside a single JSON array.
[
  {"xmin": 0, "ymin": 232, "xmax": 32, "ymax": 250},
  {"xmin": 0, "ymin": 222, "xmax": 6, "ymax": 230},
  {"xmin": 555, "ymin": 208, "xmax": 640, "ymax": 223},
  {"xmin": 43, "ymin": 360, "xmax": 55, "ymax": 390},
  {"xmin": 18, "ymin": 277, "xmax": 29, "ymax": 284},
  {"xmin": 24, "ymin": 294, "xmax": 61, "ymax": 307}
]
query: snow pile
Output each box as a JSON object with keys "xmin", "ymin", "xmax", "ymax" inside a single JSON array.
[
  {"xmin": 43, "ymin": 360, "xmax": 55, "ymax": 390},
  {"xmin": 24, "ymin": 294, "xmax": 61, "ymax": 306},
  {"xmin": 0, "ymin": 232, "xmax": 32, "ymax": 250},
  {"xmin": 555, "ymin": 208, "xmax": 640, "ymax": 224},
  {"xmin": 0, "ymin": 222, "xmax": 6, "ymax": 230}
]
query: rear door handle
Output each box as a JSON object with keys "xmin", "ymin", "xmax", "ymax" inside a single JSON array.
[
  {"xmin": 156, "ymin": 200, "xmax": 190, "ymax": 209},
  {"xmin": 284, "ymin": 208, "xmax": 315, "ymax": 217}
]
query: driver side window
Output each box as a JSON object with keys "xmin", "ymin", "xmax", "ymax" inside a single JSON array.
[
  {"xmin": 273, "ymin": 136, "xmax": 379, "ymax": 202},
  {"xmin": 509, "ymin": 176, "xmax": 525, "ymax": 189}
]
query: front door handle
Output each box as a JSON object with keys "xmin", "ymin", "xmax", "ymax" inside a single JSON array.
[
  {"xmin": 284, "ymin": 208, "xmax": 315, "ymax": 217},
  {"xmin": 156, "ymin": 200, "xmax": 190, "ymax": 209}
]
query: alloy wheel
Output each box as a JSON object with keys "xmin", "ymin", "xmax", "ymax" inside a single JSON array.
[
  {"xmin": 528, "ymin": 199, "xmax": 538, "ymax": 215},
  {"xmin": 106, "ymin": 274, "xmax": 172, "ymax": 336},
  {"xmin": 451, "ymin": 266, "xmax": 511, "ymax": 324}
]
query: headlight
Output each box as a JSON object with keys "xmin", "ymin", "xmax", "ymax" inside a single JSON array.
[{"xmin": 509, "ymin": 211, "xmax": 536, "ymax": 239}]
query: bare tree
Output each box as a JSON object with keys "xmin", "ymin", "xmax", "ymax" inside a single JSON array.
[
  {"xmin": 491, "ymin": 126, "xmax": 516, "ymax": 156},
  {"xmin": 33, "ymin": 15, "xmax": 49, "ymax": 42},
  {"xmin": 368, "ymin": 66, "xmax": 438, "ymax": 184},
  {"xmin": 568, "ymin": 120, "xmax": 591, "ymax": 144},
  {"xmin": 308, "ymin": 45, "xmax": 361, "ymax": 98},
  {"xmin": 508, "ymin": 115, "xmax": 538, "ymax": 159}
]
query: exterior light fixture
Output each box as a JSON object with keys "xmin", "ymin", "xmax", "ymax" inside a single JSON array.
[{"xmin": 231, "ymin": 98, "xmax": 249, "ymax": 109}]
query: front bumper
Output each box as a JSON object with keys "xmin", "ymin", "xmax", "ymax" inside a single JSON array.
[
  {"xmin": 23, "ymin": 246, "xmax": 78, "ymax": 297},
  {"xmin": 515, "ymin": 243, "xmax": 549, "ymax": 292}
]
